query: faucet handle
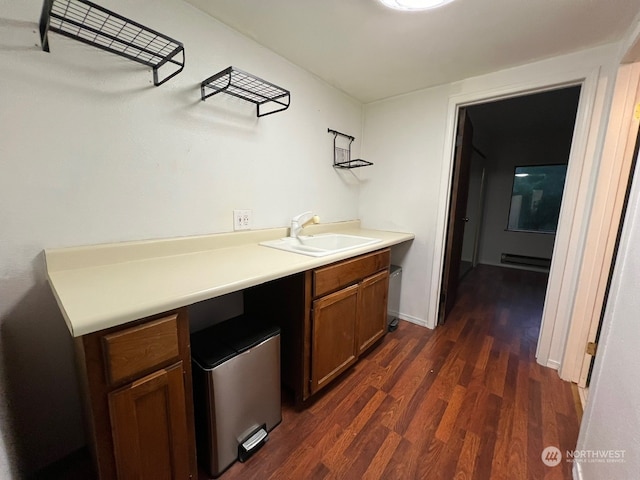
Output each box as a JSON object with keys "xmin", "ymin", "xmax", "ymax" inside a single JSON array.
[
  {"xmin": 290, "ymin": 211, "xmax": 319, "ymax": 238},
  {"xmin": 303, "ymin": 215, "xmax": 320, "ymax": 227}
]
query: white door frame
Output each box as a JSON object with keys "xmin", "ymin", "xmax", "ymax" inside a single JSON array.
[
  {"xmin": 560, "ymin": 62, "xmax": 640, "ymax": 385},
  {"xmin": 428, "ymin": 65, "xmax": 607, "ymax": 369}
]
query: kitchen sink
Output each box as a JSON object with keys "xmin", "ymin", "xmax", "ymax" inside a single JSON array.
[{"xmin": 260, "ymin": 233, "xmax": 382, "ymax": 257}]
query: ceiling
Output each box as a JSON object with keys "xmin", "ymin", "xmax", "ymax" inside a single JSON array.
[{"xmin": 183, "ymin": 0, "xmax": 640, "ymax": 103}]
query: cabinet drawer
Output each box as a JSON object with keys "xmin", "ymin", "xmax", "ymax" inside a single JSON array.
[
  {"xmin": 102, "ymin": 314, "xmax": 180, "ymax": 385},
  {"xmin": 313, "ymin": 248, "xmax": 390, "ymax": 298}
]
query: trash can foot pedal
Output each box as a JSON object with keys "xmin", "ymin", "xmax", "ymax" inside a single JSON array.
[
  {"xmin": 238, "ymin": 424, "xmax": 268, "ymax": 462},
  {"xmin": 388, "ymin": 317, "xmax": 399, "ymax": 332}
]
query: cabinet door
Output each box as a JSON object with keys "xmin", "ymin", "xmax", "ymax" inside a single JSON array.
[
  {"xmin": 311, "ymin": 284, "xmax": 359, "ymax": 394},
  {"xmin": 108, "ymin": 362, "xmax": 191, "ymax": 480},
  {"xmin": 357, "ymin": 270, "xmax": 389, "ymax": 355}
]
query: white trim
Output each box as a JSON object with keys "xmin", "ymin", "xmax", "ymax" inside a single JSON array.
[
  {"xmin": 559, "ymin": 63, "xmax": 640, "ymax": 384},
  {"xmin": 398, "ymin": 313, "xmax": 430, "ymax": 328},
  {"xmin": 619, "ymin": 11, "xmax": 640, "ymax": 63},
  {"xmin": 428, "ymin": 66, "xmax": 607, "ymax": 365},
  {"xmin": 573, "ymin": 460, "xmax": 584, "ymax": 480},
  {"xmin": 536, "ymin": 67, "xmax": 603, "ymax": 367},
  {"xmin": 578, "ymin": 385, "xmax": 589, "ymax": 407},
  {"xmin": 546, "ymin": 358, "xmax": 561, "ymax": 370}
]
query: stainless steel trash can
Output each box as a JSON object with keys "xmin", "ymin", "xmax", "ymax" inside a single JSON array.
[
  {"xmin": 191, "ymin": 315, "xmax": 282, "ymax": 478},
  {"xmin": 388, "ymin": 265, "xmax": 402, "ymax": 331}
]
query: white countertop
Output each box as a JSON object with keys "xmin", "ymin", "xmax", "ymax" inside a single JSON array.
[{"xmin": 45, "ymin": 221, "xmax": 414, "ymax": 337}]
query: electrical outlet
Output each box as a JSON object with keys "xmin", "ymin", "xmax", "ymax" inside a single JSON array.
[{"xmin": 233, "ymin": 209, "xmax": 252, "ymax": 231}]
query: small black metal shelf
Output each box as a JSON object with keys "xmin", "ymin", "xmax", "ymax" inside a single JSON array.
[
  {"xmin": 201, "ymin": 67, "xmax": 291, "ymax": 118},
  {"xmin": 39, "ymin": 0, "xmax": 185, "ymax": 86},
  {"xmin": 328, "ymin": 128, "xmax": 373, "ymax": 169}
]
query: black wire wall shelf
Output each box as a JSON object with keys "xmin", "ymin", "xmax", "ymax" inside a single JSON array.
[
  {"xmin": 39, "ymin": 0, "xmax": 185, "ymax": 86},
  {"xmin": 201, "ymin": 67, "xmax": 291, "ymax": 118},
  {"xmin": 328, "ymin": 129, "xmax": 373, "ymax": 169}
]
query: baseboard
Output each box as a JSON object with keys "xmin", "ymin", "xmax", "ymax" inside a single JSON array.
[
  {"xmin": 501, "ymin": 253, "xmax": 551, "ymax": 270},
  {"xmin": 479, "ymin": 260, "xmax": 551, "ymax": 273},
  {"xmin": 398, "ymin": 314, "xmax": 431, "ymax": 329},
  {"xmin": 546, "ymin": 358, "xmax": 561, "ymax": 370}
]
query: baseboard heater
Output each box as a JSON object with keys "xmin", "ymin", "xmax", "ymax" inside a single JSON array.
[{"xmin": 501, "ymin": 253, "xmax": 551, "ymax": 269}]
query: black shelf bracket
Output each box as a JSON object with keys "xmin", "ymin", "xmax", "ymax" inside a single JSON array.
[
  {"xmin": 201, "ymin": 67, "xmax": 291, "ymax": 118},
  {"xmin": 39, "ymin": 0, "xmax": 185, "ymax": 86},
  {"xmin": 328, "ymin": 128, "xmax": 373, "ymax": 169}
]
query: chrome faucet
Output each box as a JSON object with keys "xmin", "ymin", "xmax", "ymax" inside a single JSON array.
[{"xmin": 290, "ymin": 211, "xmax": 320, "ymax": 239}]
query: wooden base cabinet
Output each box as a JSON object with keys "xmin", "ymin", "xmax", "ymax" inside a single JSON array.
[
  {"xmin": 108, "ymin": 362, "xmax": 191, "ymax": 479},
  {"xmin": 357, "ymin": 269, "xmax": 390, "ymax": 355},
  {"xmin": 311, "ymin": 284, "xmax": 359, "ymax": 393},
  {"xmin": 310, "ymin": 250, "xmax": 390, "ymax": 395},
  {"xmin": 246, "ymin": 248, "xmax": 391, "ymax": 405},
  {"xmin": 75, "ymin": 308, "xmax": 197, "ymax": 479}
]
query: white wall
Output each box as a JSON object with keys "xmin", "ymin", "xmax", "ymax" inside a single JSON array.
[
  {"xmin": 360, "ymin": 83, "xmax": 450, "ymax": 326},
  {"xmin": 476, "ymin": 130, "xmax": 573, "ymax": 267},
  {"xmin": 574, "ymin": 148, "xmax": 640, "ymax": 480},
  {"xmin": 361, "ymin": 45, "xmax": 618, "ymax": 330},
  {"xmin": 0, "ymin": 0, "xmax": 364, "ymax": 475}
]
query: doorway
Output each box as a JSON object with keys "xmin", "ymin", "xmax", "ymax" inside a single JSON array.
[{"xmin": 438, "ymin": 86, "xmax": 582, "ymax": 324}]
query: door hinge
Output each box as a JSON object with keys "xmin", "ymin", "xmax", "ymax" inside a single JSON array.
[
  {"xmin": 456, "ymin": 134, "xmax": 463, "ymax": 147},
  {"xmin": 586, "ymin": 341, "xmax": 598, "ymax": 356}
]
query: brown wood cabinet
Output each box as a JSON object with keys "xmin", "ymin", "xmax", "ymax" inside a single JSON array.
[
  {"xmin": 75, "ymin": 308, "xmax": 197, "ymax": 479},
  {"xmin": 310, "ymin": 250, "xmax": 390, "ymax": 395},
  {"xmin": 245, "ymin": 248, "xmax": 391, "ymax": 405},
  {"xmin": 310, "ymin": 284, "xmax": 359, "ymax": 393},
  {"xmin": 357, "ymin": 269, "xmax": 390, "ymax": 355}
]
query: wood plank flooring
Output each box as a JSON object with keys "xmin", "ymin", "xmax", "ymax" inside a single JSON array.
[{"xmin": 206, "ymin": 265, "xmax": 581, "ymax": 480}]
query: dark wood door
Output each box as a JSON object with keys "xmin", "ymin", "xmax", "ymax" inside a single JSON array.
[
  {"xmin": 439, "ymin": 108, "xmax": 474, "ymax": 324},
  {"xmin": 108, "ymin": 362, "xmax": 191, "ymax": 480},
  {"xmin": 357, "ymin": 270, "xmax": 389, "ymax": 354},
  {"xmin": 311, "ymin": 284, "xmax": 359, "ymax": 393}
]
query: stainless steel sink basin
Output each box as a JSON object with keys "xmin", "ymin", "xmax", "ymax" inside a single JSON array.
[{"xmin": 260, "ymin": 233, "xmax": 382, "ymax": 257}]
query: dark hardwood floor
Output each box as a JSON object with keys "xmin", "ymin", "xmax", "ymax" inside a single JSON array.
[
  {"xmin": 206, "ymin": 264, "xmax": 580, "ymax": 480},
  {"xmin": 35, "ymin": 264, "xmax": 581, "ymax": 479}
]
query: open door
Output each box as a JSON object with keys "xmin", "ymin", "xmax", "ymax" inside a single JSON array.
[
  {"xmin": 558, "ymin": 62, "xmax": 640, "ymax": 394},
  {"xmin": 459, "ymin": 149, "xmax": 487, "ymax": 279},
  {"xmin": 438, "ymin": 108, "xmax": 474, "ymax": 324},
  {"xmin": 580, "ymin": 111, "xmax": 640, "ymax": 388}
]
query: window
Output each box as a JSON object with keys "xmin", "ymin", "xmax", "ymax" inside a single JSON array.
[{"xmin": 507, "ymin": 164, "xmax": 567, "ymax": 234}]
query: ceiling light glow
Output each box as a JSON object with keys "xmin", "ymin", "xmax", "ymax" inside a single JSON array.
[{"xmin": 378, "ymin": 0, "xmax": 455, "ymax": 11}]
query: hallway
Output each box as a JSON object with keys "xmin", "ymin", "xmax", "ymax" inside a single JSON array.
[{"xmin": 215, "ymin": 264, "xmax": 581, "ymax": 480}]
